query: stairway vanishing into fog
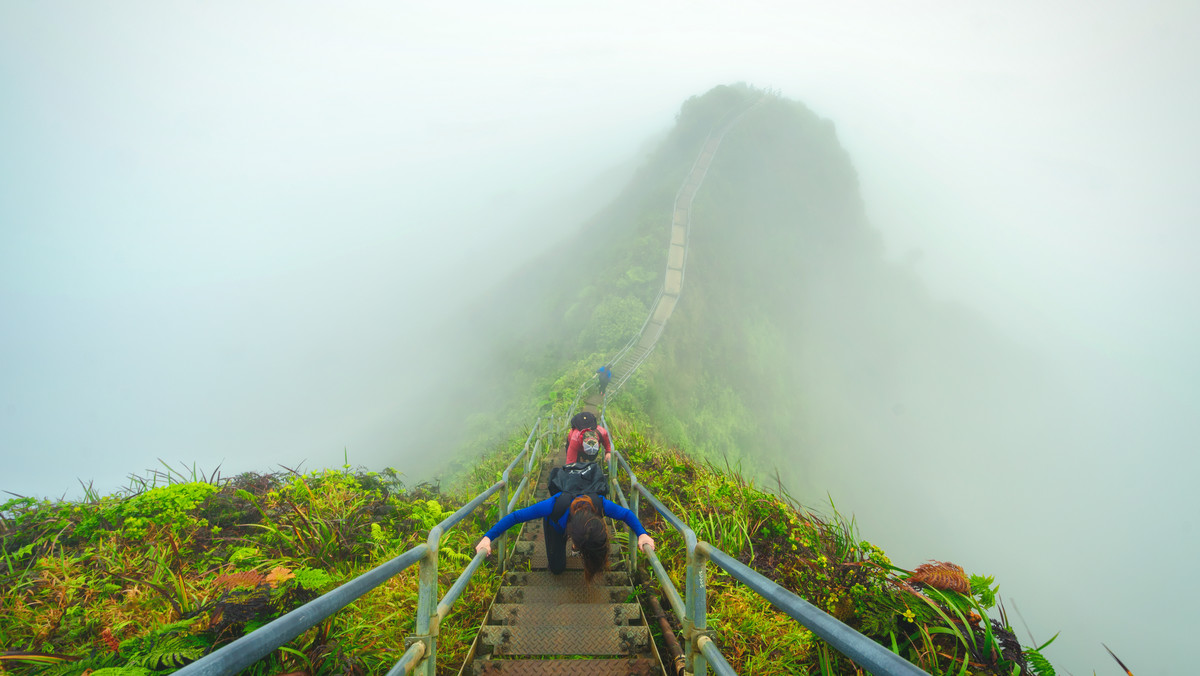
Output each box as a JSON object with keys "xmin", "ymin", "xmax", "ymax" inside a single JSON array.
[{"xmin": 604, "ymin": 99, "xmax": 766, "ymax": 400}]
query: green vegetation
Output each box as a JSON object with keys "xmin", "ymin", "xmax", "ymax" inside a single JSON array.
[
  {"xmin": 0, "ymin": 463, "xmax": 503, "ymax": 675},
  {"xmin": 608, "ymin": 420, "xmax": 1053, "ymax": 675},
  {"xmin": 1, "ymin": 418, "xmax": 1055, "ymax": 674},
  {"xmin": 1, "ymin": 84, "xmax": 1063, "ymax": 674}
]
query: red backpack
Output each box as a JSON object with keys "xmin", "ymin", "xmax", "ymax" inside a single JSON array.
[{"xmin": 579, "ymin": 428, "xmax": 601, "ymax": 461}]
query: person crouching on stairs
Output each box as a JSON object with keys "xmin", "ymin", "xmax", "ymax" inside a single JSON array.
[{"xmin": 475, "ymin": 494, "xmax": 655, "ymax": 582}]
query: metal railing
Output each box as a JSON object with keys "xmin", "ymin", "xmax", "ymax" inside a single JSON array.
[
  {"xmin": 600, "ymin": 413, "xmax": 929, "ymax": 676},
  {"xmin": 176, "ymin": 418, "xmax": 552, "ymax": 676},
  {"xmin": 602, "ymin": 97, "xmax": 766, "ymax": 402}
]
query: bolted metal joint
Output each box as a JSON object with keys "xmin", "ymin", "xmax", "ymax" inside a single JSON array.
[
  {"xmin": 404, "ymin": 635, "xmax": 432, "ymax": 652},
  {"xmin": 685, "ymin": 627, "xmax": 714, "ymax": 646}
]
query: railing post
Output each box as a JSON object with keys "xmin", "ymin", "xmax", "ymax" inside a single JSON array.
[
  {"xmin": 411, "ymin": 528, "xmax": 440, "ymax": 676},
  {"xmin": 608, "ymin": 450, "xmax": 616, "ymax": 495},
  {"xmin": 498, "ymin": 480, "xmax": 509, "ymax": 574},
  {"xmin": 629, "ymin": 480, "xmax": 640, "ymax": 577},
  {"xmin": 686, "ymin": 536, "xmax": 709, "ymax": 676}
]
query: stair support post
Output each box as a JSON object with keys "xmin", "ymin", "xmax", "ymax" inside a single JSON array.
[
  {"xmin": 684, "ymin": 533, "xmax": 709, "ymax": 676},
  {"xmin": 412, "ymin": 526, "xmax": 441, "ymax": 676},
  {"xmin": 498, "ymin": 481, "xmax": 509, "ymax": 574},
  {"xmin": 629, "ymin": 480, "xmax": 640, "ymax": 577}
]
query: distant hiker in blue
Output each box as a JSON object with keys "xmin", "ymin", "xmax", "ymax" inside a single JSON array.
[
  {"xmin": 596, "ymin": 364, "xmax": 613, "ymax": 395},
  {"xmin": 475, "ymin": 493, "xmax": 655, "ymax": 582}
]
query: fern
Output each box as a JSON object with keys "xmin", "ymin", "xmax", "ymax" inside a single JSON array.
[
  {"xmin": 969, "ymin": 573, "xmax": 998, "ymax": 609},
  {"xmin": 1025, "ymin": 647, "xmax": 1056, "ymax": 676},
  {"xmin": 441, "ymin": 547, "xmax": 472, "ymax": 565},
  {"xmin": 126, "ymin": 634, "xmax": 205, "ymax": 670},
  {"xmin": 292, "ymin": 566, "xmax": 332, "ymax": 591},
  {"xmin": 117, "ymin": 617, "xmax": 207, "ymax": 671}
]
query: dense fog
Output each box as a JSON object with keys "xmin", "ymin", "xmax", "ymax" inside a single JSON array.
[{"xmin": 2, "ymin": 2, "xmax": 1196, "ymax": 674}]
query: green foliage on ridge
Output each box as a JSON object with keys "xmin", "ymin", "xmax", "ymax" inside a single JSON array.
[
  {"xmin": 0, "ymin": 465, "xmax": 501, "ymax": 675},
  {"xmin": 0, "ymin": 84, "xmax": 1063, "ymax": 675},
  {"xmin": 1, "ymin": 417, "xmax": 1051, "ymax": 675}
]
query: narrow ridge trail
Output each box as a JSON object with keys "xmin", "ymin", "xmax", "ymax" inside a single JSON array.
[{"xmin": 601, "ymin": 98, "xmax": 765, "ymax": 405}]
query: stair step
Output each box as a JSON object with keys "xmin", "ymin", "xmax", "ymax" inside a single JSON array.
[
  {"xmin": 478, "ymin": 625, "xmax": 651, "ymax": 656},
  {"xmin": 526, "ymin": 550, "xmax": 623, "ymax": 570},
  {"xmin": 496, "ymin": 585, "xmax": 633, "ymax": 604},
  {"xmin": 510, "ymin": 542, "xmax": 623, "ymax": 570},
  {"xmin": 503, "ymin": 571, "xmax": 629, "ymax": 587},
  {"xmin": 473, "ymin": 658, "xmax": 660, "ymax": 675},
  {"xmin": 489, "ymin": 603, "xmax": 641, "ymax": 626},
  {"xmin": 518, "ymin": 530, "xmax": 627, "ymax": 551}
]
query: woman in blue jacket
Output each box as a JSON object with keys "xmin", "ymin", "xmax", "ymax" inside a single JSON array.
[{"xmin": 475, "ymin": 492, "xmax": 655, "ymax": 583}]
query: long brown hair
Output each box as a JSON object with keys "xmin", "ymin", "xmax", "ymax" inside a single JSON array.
[{"xmin": 566, "ymin": 495, "xmax": 609, "ymax": 583}]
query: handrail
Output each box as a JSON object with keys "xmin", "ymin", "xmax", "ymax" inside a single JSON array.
[
  {"xmin": 605, "ymin": 420, "xmax": 931, "ymax": 675},
  {"xmin": 436, "ymin": 549, "xmax": 489, "ymax": 622},
  {"xmin": 180, "ymin": 418, "xmax": 551, "ymax": 676},
  {"xmin": 696, "ymin": 637, "xmax": 737, "ymax": 676},
  {"xmin": 402, "ymin": 420, "xmax": 550, "ymax": 676},
  {"xmin": 699, "ymin": 545, "xmax": 927, "ymax": 675},
  {"xmin": 175, "ymin": 544, "xmax": 430, "ymax": 675},
  {"xmin": 602, "ymin": 98, "xmax": 765, "ymax": 402},
  {"xmin": 384, "ymin": 641, "xmax": 425, "ymax": 676}
]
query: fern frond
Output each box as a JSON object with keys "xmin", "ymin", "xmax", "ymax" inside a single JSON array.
[
  {"xmin": 441, "ymin": 547, "xmax": 472, "ymax": 565},
  {"xmin": 128, "ymin": 634, "xmax": 204, "ymax": 669},
  {"xmin": 1024, "ymin": 647, "xmax": 1056, "ymax": 676}
]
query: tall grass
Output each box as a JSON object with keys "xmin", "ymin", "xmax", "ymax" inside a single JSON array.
[
  {"xmin": 615, "ymin": 419, "xmax": 1053, "ymax": 675},
  {"xmin": 1, "ymin": 417, "xmax": 1063, "ymax": 676},
  {"xmin": 0, "ymin": 448, "xmax": 517, "ymax": 675}
]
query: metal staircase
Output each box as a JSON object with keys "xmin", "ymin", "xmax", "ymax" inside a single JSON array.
[
  {"xmin": 464, "ymin": 454, "xmax": 664, "ymax": 675},
  {"xmin": 602, "ymin": 98, "xmax": 767, "ymax": 401}
]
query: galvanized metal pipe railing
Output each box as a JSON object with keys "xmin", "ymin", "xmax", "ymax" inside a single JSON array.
[
  {"xmin": 175, "ymin": 544, "xmax": 430, "ymax": 676},
  {"xmin": 605, "ymin": 427, "xmax": 930, "ymax": 675},
  {"xmin": 696, "ymin": 636, "xmax": 737, "ymax": 676},
  {"xmin": 498, "ymin": 419, "xmax": 542, "ymax": 573},
  {"xmin": 604, "ymin": 99, "xmax": 766, "ymax": 402},
  {"xmin": 383, "ymin": 640, "xmax": 425, "ymax": 676},
  {"xmin": 564, "ymin": 376, "xmax": 594, "ymax": 424},
  {"xmin": 409, "ymin": 481, "xmax": 505, "ymax": 676},
  {"xmin": 602, "ymin": 441, "xmax": 702, "ymax": 672},
  {"xmin": 398, "ymin": 417, "xmax": 550, "ymax": 676},
  {"xmin": 699, "ymin": 544, "xmax": 929, "ymax": 676},
  {"xmin": 181, "ymin": 418, "xmax": 547, "ymax": 676},
  {"xmin": 436, "ymin": 549, "xmax": 488, "ymax": 622}
]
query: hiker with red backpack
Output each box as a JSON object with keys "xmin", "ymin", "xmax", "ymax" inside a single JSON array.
[
  {"xmin": 565, "ymin": 410, "xmax": 612, "ymax": 464},
  {"xmin": 474, "ymin": 462, "xmax": 655, "ymax": 581}
]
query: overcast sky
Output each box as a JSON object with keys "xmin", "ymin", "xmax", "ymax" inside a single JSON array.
[{"xmin": 2, "ymin": 2, "xmax": 1197, "ymax": 673}]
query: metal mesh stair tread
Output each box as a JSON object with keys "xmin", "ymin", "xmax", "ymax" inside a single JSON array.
[
  {"xmin": 496, "ymin": 585, "xmax": 634, "ymax": 604},
  {"xmin": 503, "ymin": 571, "xmax": 629, "ymax": 587},
  {"xmin": 478, "ymin": 625, "xmax": 651, "ymax": 656},
  {"xmin": 525, "ymin": 551, "xmax": 623, "ymax": 570},
  {"xmin": 509, "ymin": 543, "xmax": 624, "ymax": 570},
  {"xmin": 517, "ymin": 530, "xmax": 628, "ymax": 551},
  {"xmin": 473, "ymin": 658, "xmax": 660, "ymax": 675},
  {"xmin": 488, "ymin": 603, "xmax": 641, "ymax": 626}
]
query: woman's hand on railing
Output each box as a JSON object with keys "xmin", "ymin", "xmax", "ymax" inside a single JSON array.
[
  {"xmin": 475, "ymin": 536, "xmax": 492, "ymax": 556},
  {"xmin": 637, "ymin": 534, "xmax": 656, "ymax": 553}
]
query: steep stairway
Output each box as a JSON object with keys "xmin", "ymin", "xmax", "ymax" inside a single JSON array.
[
  {"xmin": 464, "ymin": 454, "xmax": 663, "ymax": 675},
  {"xmin": 607, "ymin": 101, "xmax": 765, "ymax": 399}
]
